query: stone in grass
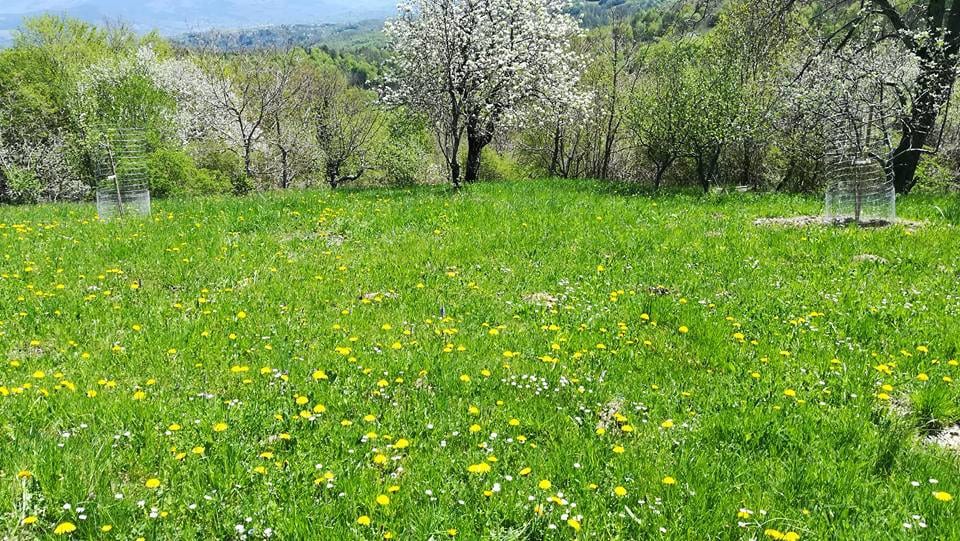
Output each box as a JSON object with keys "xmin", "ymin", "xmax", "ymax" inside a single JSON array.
[
  {"xmin": 360, "ymin": 291, "xmax": 398, "ymax": 301},
  {"xmin": 523, "ymin": 292, "xmax": 559, "ymax": 308},
  {"xmin": 852, "ymin": 254, "xmax": 889, "ymax": 265}
]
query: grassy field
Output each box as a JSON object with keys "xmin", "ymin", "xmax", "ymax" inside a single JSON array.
[{"xmin": 2, "ymin": 180, "xmax": 959, "ymax": 540}]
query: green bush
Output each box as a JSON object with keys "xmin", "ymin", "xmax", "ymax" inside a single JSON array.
[
  {"xmin": 379, "ymin": 141, "xmax": 424, "ymax": 187},
  {"xmin": 2, "ymin": 164, "xmax": 43, "ymax": 204},
  {"xmin": 912, "ymin": 154, "xmax": 958, "ymax": 194},
  {"xmin": 191, "ymin": 143, "xmax": 248, "ymax": 195},
  {"xmin": 377, "ymin": 111, "xmax": 432, "ymax": 187},
  {"xmin": 478, "ymin": 148, "xmax": 524, "ymax": 181},
  {"xmin": 146, "ymin": 147, "xmax": 231, "ymax": 197}
]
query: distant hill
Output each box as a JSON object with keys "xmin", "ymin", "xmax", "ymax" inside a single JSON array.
[
  {"xmin": 0, "ymin": 0, "xmax": 396, "ymax": 46},
  {"xmin": 174, "ymin": 20, "xmax": 385, "ymax": 52},
  {"xmin": 572, "ymin": 0, "xmax": 671, "ymax": 27},
  {"xmin": 0, "ymin": 0, "xmax": 669, "ymax": 48}
]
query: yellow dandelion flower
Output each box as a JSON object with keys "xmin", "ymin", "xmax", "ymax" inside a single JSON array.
[
  {"xmin": 145, "ymin": 478, "xmax": 161, "ymax": 489},
  {"xmin": 662, "ymin": 476, "xmax": 676, "ymax": 485},
  {"xmin": 467, "ymin": 462, "xmax": 492, "ymax": 474},
  {"xmin": 54, "ymin": 522, "xmax": 77, "ymax": 535},
  {"xmin": 933, "ymin": 491, "xmax": 953, "ymax": 502}
]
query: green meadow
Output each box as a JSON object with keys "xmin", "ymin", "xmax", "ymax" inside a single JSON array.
[{"xmin": 2, "ymin": 180, "xmax": 959, "ymax": 539}]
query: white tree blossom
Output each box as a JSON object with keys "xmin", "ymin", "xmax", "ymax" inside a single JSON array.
[
  {"xmin": 384, "ymin": 0, "xmax": 584, "ymax": 186},
  {"xmin": 154, "ymin": 56, "xmax": 231, "ymax": 145}
]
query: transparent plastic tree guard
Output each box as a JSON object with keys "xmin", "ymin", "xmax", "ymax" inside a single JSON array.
[
  {"xmin": 94, "ymin": 127, "xmax": 151, "ymax": 221},
  {"xmin": 824, "ymin": 158, "xmax": 896, "ymax": 225}
]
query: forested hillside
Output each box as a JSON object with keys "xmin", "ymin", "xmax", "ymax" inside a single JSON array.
[{"xmin": 173, "ymin": 20, "xmax": 386, "ymax": 52}]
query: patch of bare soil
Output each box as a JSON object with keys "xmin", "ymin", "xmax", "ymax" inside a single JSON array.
[
  {"xmin": 888, "ymin": 398, "xmax": 960, "ymax": 453},
  {"xmin": 925, "ymin": 424, "xmax": 960, "ymax": 452},
  {"xmin": 754, "ymin": 215, "xmax": 926, "ymax": 230}
]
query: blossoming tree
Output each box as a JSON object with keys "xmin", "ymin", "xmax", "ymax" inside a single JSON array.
[{"xmin": 384, "ymin": 0, "xmax": 583, "ymax": 187}]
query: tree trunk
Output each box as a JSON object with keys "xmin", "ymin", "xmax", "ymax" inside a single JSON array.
[
  {"xmin": 696, "ymin": 157, "xmax": 709, "ymax": 193},
  {"xmin": 654, "ymin": 165, "xmax": 666, "ymax": 191},
  {"xmin": 277, "ymin": 122, "xmax": 290, "ymax": 189},
  {"xmin": 280, "ymin": 148, "xmax": 290, "ymax": 189},
  {"xmin": 327, "ymin": 162, "xmax": 339, "ymax": 189},
  {"xmin": 875, "ymin": 0, "xmax": 960, "ymax": 193},
  {"xmin": 890, "ymin": 65, "xmax": 948, "ymax": 194},
  {"xmin": 653, "ymin": 156, "xmax": 675, "ymax": 191},
  {"xmin": 450, "ymin": 159, "xmax": 461, "ymax": 189},
  {"xmin": 741, "ymin": 140, "xmax": 752, "ymax": 188},
  {"xmin": 465, "ymin": 114, "xmax": 494, "ymax": 183},
  {"xmin": 549, "ymin": 122, "xmax": 562, "ymax": 177},
  {"xmin": 242, "ymin": 137, "xmax": 255, "ymax": 187},
  {"xmin": 465, "ymin": 136, "xmax": 485, "ymax": 183}
]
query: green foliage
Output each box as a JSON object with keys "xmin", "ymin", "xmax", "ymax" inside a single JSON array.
[
  {"xmin": 0, "ymin": 164, "xmax": 42, "ymax": 204},
  {"xmin": 912, "ymin": 155, "xmax": 958, "ymax": 194},
  {"xmin": 478, "ymin": 148, "xmax": 526, "ymax": 181},
  {"xmin": 869, "ymin": 412, "xmax": 913, "ymax": 477},
  {"xmin": 0, "ymin": 15, "xmax": 181, "ymax": 203},
  {"xmin": 309, "ymin": 45, "xmax": 382, "ymax": 88},
  {"xmin": 189, "ymin": 143, "xmax": 250, "ymax": 196},
  {"xmin": 146, "ymin": 147, "xmax": 232, "ymax": 198},
  {"xmin": 376, "ymin": 111, "xmax": 433, "ymax": 187},
  {"xmin": 911, "ymin": 385, "xmax": 960, "ymax": 433}
]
